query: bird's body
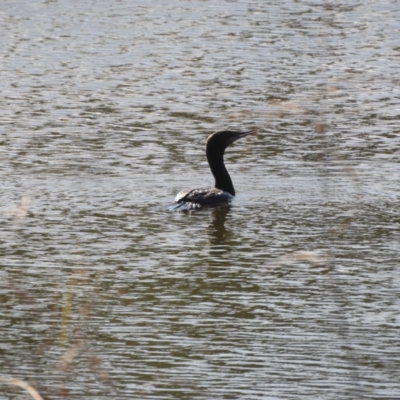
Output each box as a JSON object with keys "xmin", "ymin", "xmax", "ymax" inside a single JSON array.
[
  {"xmin": 174, "ymin": 129, "xmax": 253, "ymax": 210},
  {"xmin": 175, "ymin": 187, "xmax": 234, "ymax": 204}
]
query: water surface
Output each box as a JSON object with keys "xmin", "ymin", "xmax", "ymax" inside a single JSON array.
[{"xmin": 1, "ymin": 0, "xmax": 399, "ymax": 399}]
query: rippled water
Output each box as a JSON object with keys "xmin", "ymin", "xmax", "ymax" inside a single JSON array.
[{"xmin": 1, "ymin": 0, "xmax": 400, "ymax": 399}]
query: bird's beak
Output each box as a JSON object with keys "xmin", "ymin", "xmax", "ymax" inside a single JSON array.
[{"xmin": 231, "ymin": 129, "xmax": 257, "ymax": 143}]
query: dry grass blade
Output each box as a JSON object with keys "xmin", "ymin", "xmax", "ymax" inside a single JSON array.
[
  {"xmin": 0, "ymin": 377, "xmax": 44, "ymax": 400},
  {"xmin": 270, "ymin": 250, "xmax": 334, "ymax": 268}
]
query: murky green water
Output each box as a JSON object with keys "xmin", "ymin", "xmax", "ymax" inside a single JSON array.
[{"xmin": 1, "ymin": 0, "xmax": 399, "ymax": 399}]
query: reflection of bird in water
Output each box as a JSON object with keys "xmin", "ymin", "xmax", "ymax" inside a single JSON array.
[
  {"xmin": 207, "ymin": 206, "xmax": 231, "ymax": 248},
  {"xmin": 174, "ymin": 129, "xmax": 254, "ymax": 210}
]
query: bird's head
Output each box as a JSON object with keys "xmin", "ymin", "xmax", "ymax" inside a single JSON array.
[{"xmin": 206, "ymin": 129, "xmax": 256, "ymax": 150}]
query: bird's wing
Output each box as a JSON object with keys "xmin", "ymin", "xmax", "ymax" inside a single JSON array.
[{"xmin": 175, "ymin": 188, "xmax": 233, "ymax": 204}]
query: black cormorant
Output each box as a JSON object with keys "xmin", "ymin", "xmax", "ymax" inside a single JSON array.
[{"xmin": 174, "ymin": 129, "xmax": 254, "ymax": 210}]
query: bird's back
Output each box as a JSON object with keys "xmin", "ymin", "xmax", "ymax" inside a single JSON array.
[{"xmin": 175, "ymin": 187, "xmax": 234, "ymax": 205}]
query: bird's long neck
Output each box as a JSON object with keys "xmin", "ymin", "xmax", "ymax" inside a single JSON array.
[{"xmin": 206, "ymin": 146, "xmax": 235, "ymax": 196}]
